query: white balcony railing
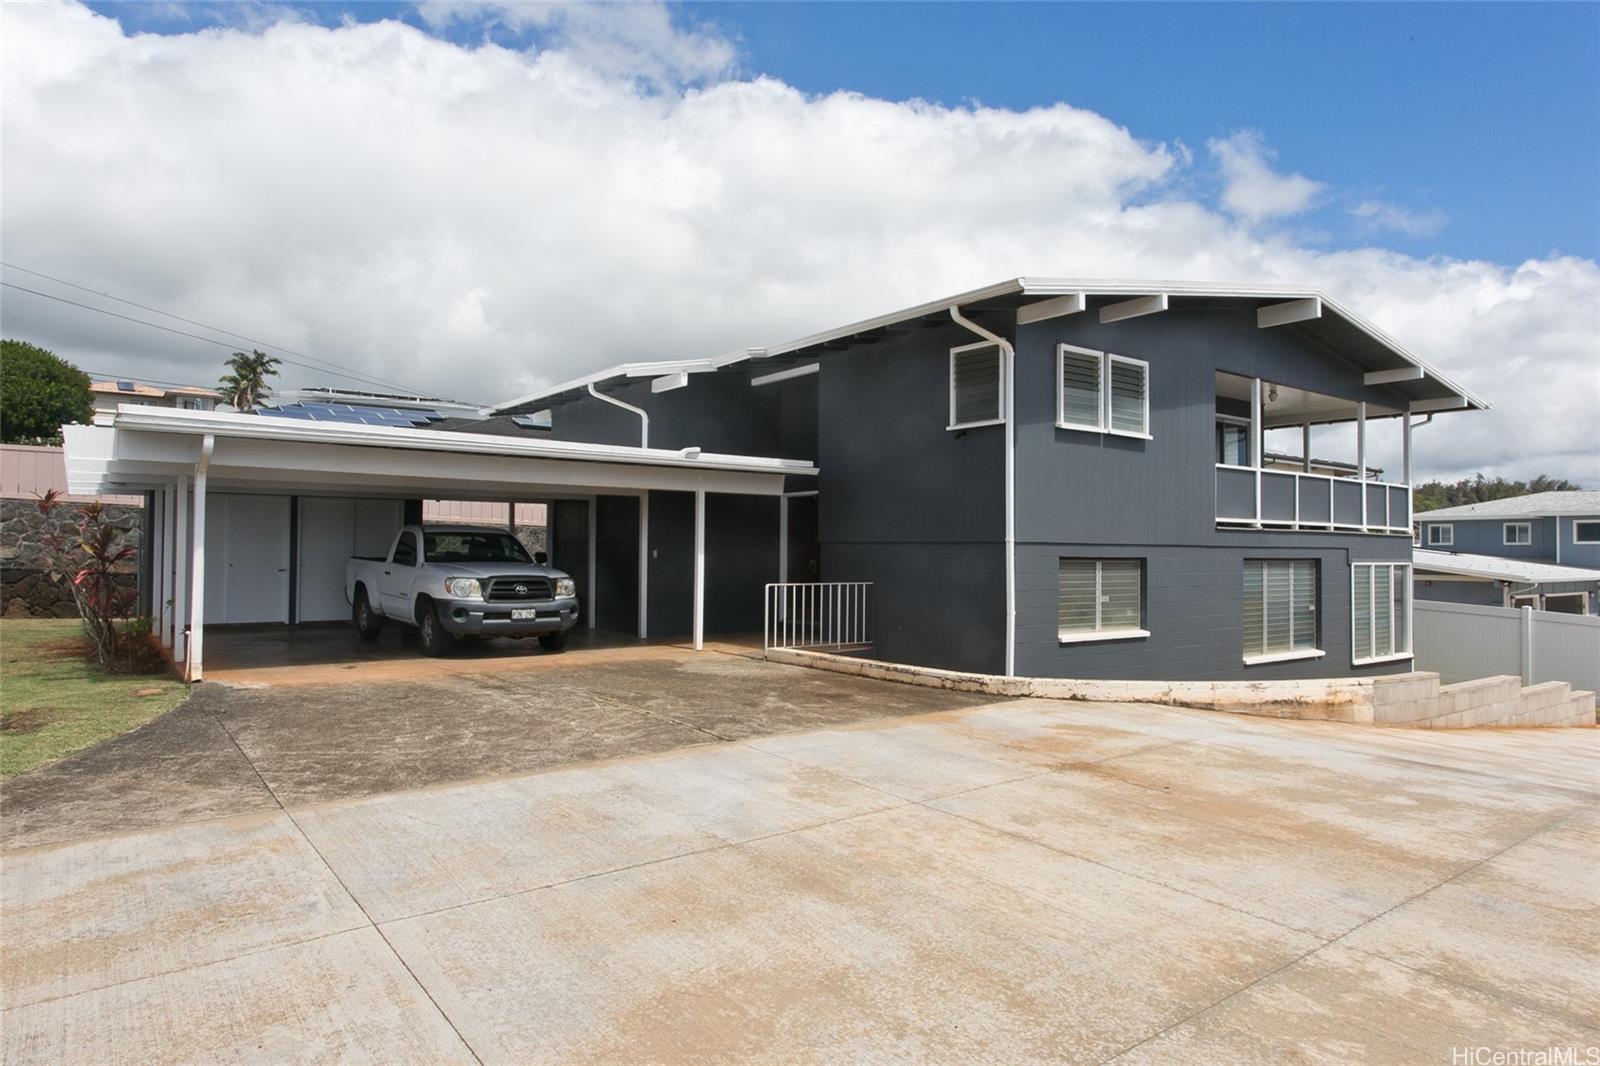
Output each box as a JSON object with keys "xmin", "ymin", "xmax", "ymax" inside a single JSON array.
[
  {"xmin": 1215, "ymin": 464, "xmax": 1411, "ymax": 535},
  {"xmin": 764, "ymin": 582, "xmax": 873, "ymax": 652}
]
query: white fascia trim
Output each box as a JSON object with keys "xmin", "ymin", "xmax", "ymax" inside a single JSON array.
[
  {"xmin": 1058, "ymin": 628, "xmax": 1150, "ymax": 645},
  {"xmin": 106, "ymin": 406, "xmax": 819, "ymax": 477},
  {"xmin": 1243, "ymin": 648, "xmax": 1326, "ymax": 666},
  {"xmin": 751, "ymin": 363, "xmax": 819, "ymax": 387}
]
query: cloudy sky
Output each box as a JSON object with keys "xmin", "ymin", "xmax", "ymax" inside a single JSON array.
[{"xmin": 3, "ymin": 1, "xmax": 1596, "ymax": 484}]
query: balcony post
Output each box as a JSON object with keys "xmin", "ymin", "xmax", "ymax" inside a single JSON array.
[
  {"xmin": 1250, "ymin": 377, "xmax": 1263, "ymax": 527},
  {"xmin": 1302, "ymin": 422, "xmax": 1312, "ymax": 473},
  {"xmin": 1357, "ymin": 401, "xmax": 1368, "ymax": 531},
  {"xmin": 1402, "ymin": 413, "xmax": 1413, "ymax": 533}
]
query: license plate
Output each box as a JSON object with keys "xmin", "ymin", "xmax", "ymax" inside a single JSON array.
[{"xmin": 511, "ymin": 608, "xmax": 538, "ymax": 621}]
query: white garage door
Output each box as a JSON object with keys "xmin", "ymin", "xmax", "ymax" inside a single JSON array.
[
  {"xmin": 296, "ymin": 497, "xmax": 404, "ymax": 622},
  {"xmin": 203, "ymin": 494, "xmax": 291, "ymax": 624}
]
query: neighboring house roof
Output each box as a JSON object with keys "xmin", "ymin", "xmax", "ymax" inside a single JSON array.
[
  {"xmin": 1414, "ymin": 491, "xmax": 1600, "ymax": 521},
  {"xmin": 491, "ymin": 277, "xmax": 1490, "ymax": 416},
  {"xmin": 1413, "ymin": 549, "xmax": 1600, "ymax": 585},
  {"xmin": 90, "ymin": 379, "xmax": 221, "ymax": 400}
]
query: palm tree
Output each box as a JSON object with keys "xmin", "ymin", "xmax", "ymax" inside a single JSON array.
[{"xmin": 218, "ymin": 350, "xmax": 282, "ymax": 411}]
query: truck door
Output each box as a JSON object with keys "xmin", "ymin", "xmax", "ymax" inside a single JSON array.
[{"xmin": 380, "ymin": 530, "xmax": 420, "ymax": 617}]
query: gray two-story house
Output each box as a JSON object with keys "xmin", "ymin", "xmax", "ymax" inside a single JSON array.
[
  {"xmin": 1414, "ymin": 492, "xmax": 1600, "ymax": 614},
  {"xmin": 492, "ymin": 278, "xmax": 1486, "ymax": 681}
]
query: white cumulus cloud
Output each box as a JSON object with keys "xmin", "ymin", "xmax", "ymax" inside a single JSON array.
[
  {"xmin": 1, "ymin": 2, "xmax": 1596, "ymax": 486},
  {"xmin": 1209, "ymin": 129, "xmax": 1325, "ymax": 224},
  {"xmin": 1350, "ymin": 199, "xmax": 1448, "ymax": 237}
]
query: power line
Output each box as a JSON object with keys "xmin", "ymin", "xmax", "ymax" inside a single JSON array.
[
  {"xmin": 1, "ymin": 260, "xmax": 425, "ymax": 395},
  {"xmin": 1, "ymin": 279, "xmax": 480, "ymax": 402}
]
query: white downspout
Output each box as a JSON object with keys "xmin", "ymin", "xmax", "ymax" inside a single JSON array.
[
  {"xmin": 588, "ymin": 382, "xmax": 649, "ymax": 448},
  {"xmin": 951, "ymin": 306, "xmax": 1016, "ymax": 677}
]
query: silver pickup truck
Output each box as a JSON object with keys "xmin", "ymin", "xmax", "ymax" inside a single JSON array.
[{"xmin": 345, "ymin": 524, "xmax": 579, "ymax": 656}]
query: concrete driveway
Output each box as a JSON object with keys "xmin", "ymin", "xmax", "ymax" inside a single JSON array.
[
  {"xmin": 3, "ymin": 675, "xmax": 1596, "ymax": 1065},
  {"xmin": 0, "ymin": 648, "xmax": 989, "ymax": 850}
]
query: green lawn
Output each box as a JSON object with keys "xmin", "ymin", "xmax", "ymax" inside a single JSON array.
[{"xmin": 0, "ymin": 618, "xmax": 188, "ymax": 778}]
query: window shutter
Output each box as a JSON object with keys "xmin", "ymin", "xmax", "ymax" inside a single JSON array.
[
  {"xmin": 1058, "ymin": 560, "xmax": 1097, "ymax": 634},
  {"xmin": 1391, "ymin": 567, "xmax": 1408, "ymax": 657},
  {"xmin": 1099, "ymin": 560, "xmax": 1142, "ymax": 631},
  {"xmin": 1353, "ymin": 565, "xmax": 1373, "ymax": 660},
  {"xmin": 1243, "ymin": 562, "xmax": 1265, "ymax": 656},
  {"xmin": 952, "ymin": 346, "xmax": 1001, "ymax": 426},
  {"xmin": 1291, "ymin": 561, "xmax": 1317, "ymax": 651},
  {"xmin": 1373, "ymin": 565, "xmax": 1393, "ymax": 657},
  {"xmin": 1059, "ymin": 349, "xmax": 1101, "ymax": 428},
  {"xmin": 1108, "ymin": 358, "xmax": 1147, "ymax": 434}
]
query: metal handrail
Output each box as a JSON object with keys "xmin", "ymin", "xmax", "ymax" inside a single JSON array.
[{"xmin": 764, "ymin": 582, "xmax": 873, "ymax": 652}]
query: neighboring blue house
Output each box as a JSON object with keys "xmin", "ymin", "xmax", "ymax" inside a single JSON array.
[
  {"xmin": 493, "ymin": 278, "xmax": 1487, "ymax": 681},
  {"xmin": 1414, "ymin": 491, "xmax": 1600, "ymax": 614}
]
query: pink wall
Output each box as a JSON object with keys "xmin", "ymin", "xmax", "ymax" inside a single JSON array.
[{"xmin": 0, "ymin": 444, "xmax": 141, "ymax": 504}]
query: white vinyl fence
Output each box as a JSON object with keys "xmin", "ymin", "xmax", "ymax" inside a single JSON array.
[
  {"xmin": 764, "ymin": 582, "xmax": 872, "ymax": 652},
  {"xmin": 1414, "ymin": 600, "xmax": 1600, "ymax": 693}
]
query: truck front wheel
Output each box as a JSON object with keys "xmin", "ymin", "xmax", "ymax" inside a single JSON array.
[
  {"xmin": 417, "ymin": 599, "xmax": 454, "ymax": 657},
  {"xmin": 353, "ymin": 587, "xmax": 384, "ymax": 640}
]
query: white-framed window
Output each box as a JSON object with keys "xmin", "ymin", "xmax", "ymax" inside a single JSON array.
[
  {"xmin": 1056, "ymin": 344, "xmax": 1150, "ymax": 438},
  {"xmin": 1503, "ymin": 521, "xmax": 1532, "ymax": 546},
  {"xmin": 1058, "ymin": 558, "xmax": 1147, "ymax": 643},
  {"xmin": 949, "ymin": 341, "xmax": 1004, "ymax": 430},
  {"xmin": 1215, "ymin": 415, "xmax": 1251, "ymax": 466},
  {"xmin": 1352, "ymin": 562, "xmax": 1412, "ymax": 665},
  {"xmin": 1425, "ymin": 524, "xmax": 1453, "ymax": 547},
  {"xmin": 1243, "ymin": 559, "xmax": 1321, "ymax": 664},
  {"xmin": 1574, "ymin": 520, "xmax": 1600, "ymax": 544}
]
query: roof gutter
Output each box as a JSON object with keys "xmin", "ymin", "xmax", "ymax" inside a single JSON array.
[
  {"xmin": 950, "ymin": 305, "xmax": 1016, "ymax": 677},
  {"xmin": 588, "ymin": 382, "xmax": 649, "ymax": 448}
]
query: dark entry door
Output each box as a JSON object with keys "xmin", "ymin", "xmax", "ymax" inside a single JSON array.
[{"xmin": 786, "ymin": 495, "xmax": 819, "ymax": 582}]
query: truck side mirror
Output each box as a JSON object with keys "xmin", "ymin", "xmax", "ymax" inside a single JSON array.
[{"xmin": 534, "ymin": 551, "xmax": 548, "ymax": 565}]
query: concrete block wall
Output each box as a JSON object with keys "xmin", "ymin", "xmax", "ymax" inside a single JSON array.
[{"xmin": 764, "ymin": 649, "xmax": 1596, "ymax": 729}]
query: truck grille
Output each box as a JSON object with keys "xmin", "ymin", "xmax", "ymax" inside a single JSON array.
[{"xmin": 484, "ymin": 576, "xmax": 552, "ymax": 602}]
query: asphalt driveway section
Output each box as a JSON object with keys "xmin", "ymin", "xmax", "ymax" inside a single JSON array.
[
  {"xmin": 3, "ymin": 697, "xmax": 1595, "ymax": 1064},
  {"xmin": 0, "ymin": 650, "xmax": 992, "ymax": 849}
]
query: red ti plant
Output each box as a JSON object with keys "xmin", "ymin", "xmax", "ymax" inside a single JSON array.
[{"xmin": 36, "ymin": 490, "xmax": 138, "ymax": 666}]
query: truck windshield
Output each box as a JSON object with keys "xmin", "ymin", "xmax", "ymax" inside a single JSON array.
[{"xmin": 423, "ymin": 531, "xmax": 533, "ymax": 564}]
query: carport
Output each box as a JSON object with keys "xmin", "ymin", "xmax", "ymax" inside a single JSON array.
[{"xmin": 62, "ymin": 407, "xmax": 816, "ymax": 679}]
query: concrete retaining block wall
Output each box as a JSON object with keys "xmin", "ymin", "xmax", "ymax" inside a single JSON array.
[{"xmin": 764, "ymin": 648, "xmax": 1594, "ymax": 729}]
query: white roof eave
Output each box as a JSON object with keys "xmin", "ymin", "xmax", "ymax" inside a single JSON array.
[
  {"xmin": 1412, "ymin": 549, "xmax": 1600, "ymax": 584},
  {"xmin": 488, "ymin": 276, "xmax": 1488, "ymax": 413},
  {"xmin": 105, "ymin": 406, "xmax": 818, "ymax": 478}
]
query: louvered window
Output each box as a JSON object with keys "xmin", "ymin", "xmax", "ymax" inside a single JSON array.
[
  {"xmin": 1352, "ymin": 563, "xmax": 1411, "ymax": 664},
  {"xmin": 949, "ymin": 342, "xmax": 1003, "ymax": 429},
  {"xmin": 1059, "ymin": 347, "xmax": 1102, "ymax": 430},
  {"xmin": 1057, "ymin": 344, "xmax": 1149, "ymax": 437},
  {"xmin": 1058, "ymin": 558, "xmax": 1145, "ymax": 640},
  {"xmin": 1243, "ymin": 560, "xmax": 1319, "ymax": 661},
  {"xmin": 1107, "ymin": 355, "xmax": 1148, "ymax": 435}
]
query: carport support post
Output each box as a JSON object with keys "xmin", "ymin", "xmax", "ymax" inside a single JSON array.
[
  {"xmin": 185, "ymin": 435, "xmax": 214, "ymax": 682},
  {"xmin": 173, "ymin": 476, "xmax": 188, "ymax": 662},
  {"xmin": 693, "ymin": 489, "xmax": 705, "ymax": 651}
]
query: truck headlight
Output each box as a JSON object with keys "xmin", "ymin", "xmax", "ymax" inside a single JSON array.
[
  {"xmin": 443, "ymin": 577, "xmax": 482, "ymax": 598},
  {"xmin": 554, "ymin": 578, "xmax": 576, "ymax": 598}
]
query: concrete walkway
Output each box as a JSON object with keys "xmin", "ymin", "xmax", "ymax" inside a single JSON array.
[{"xmin": 3, "ymin": 695, "xmax": 1596, "ymax": 1064}]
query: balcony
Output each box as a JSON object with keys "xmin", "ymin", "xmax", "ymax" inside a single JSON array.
[
  {"xmin": 1215, "ymin": 370, "xmax": 1412, "ymax": 537},
  {"xmin": 1216, "ymin": 464, "xmax": 1411, "ymax": 534}
]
